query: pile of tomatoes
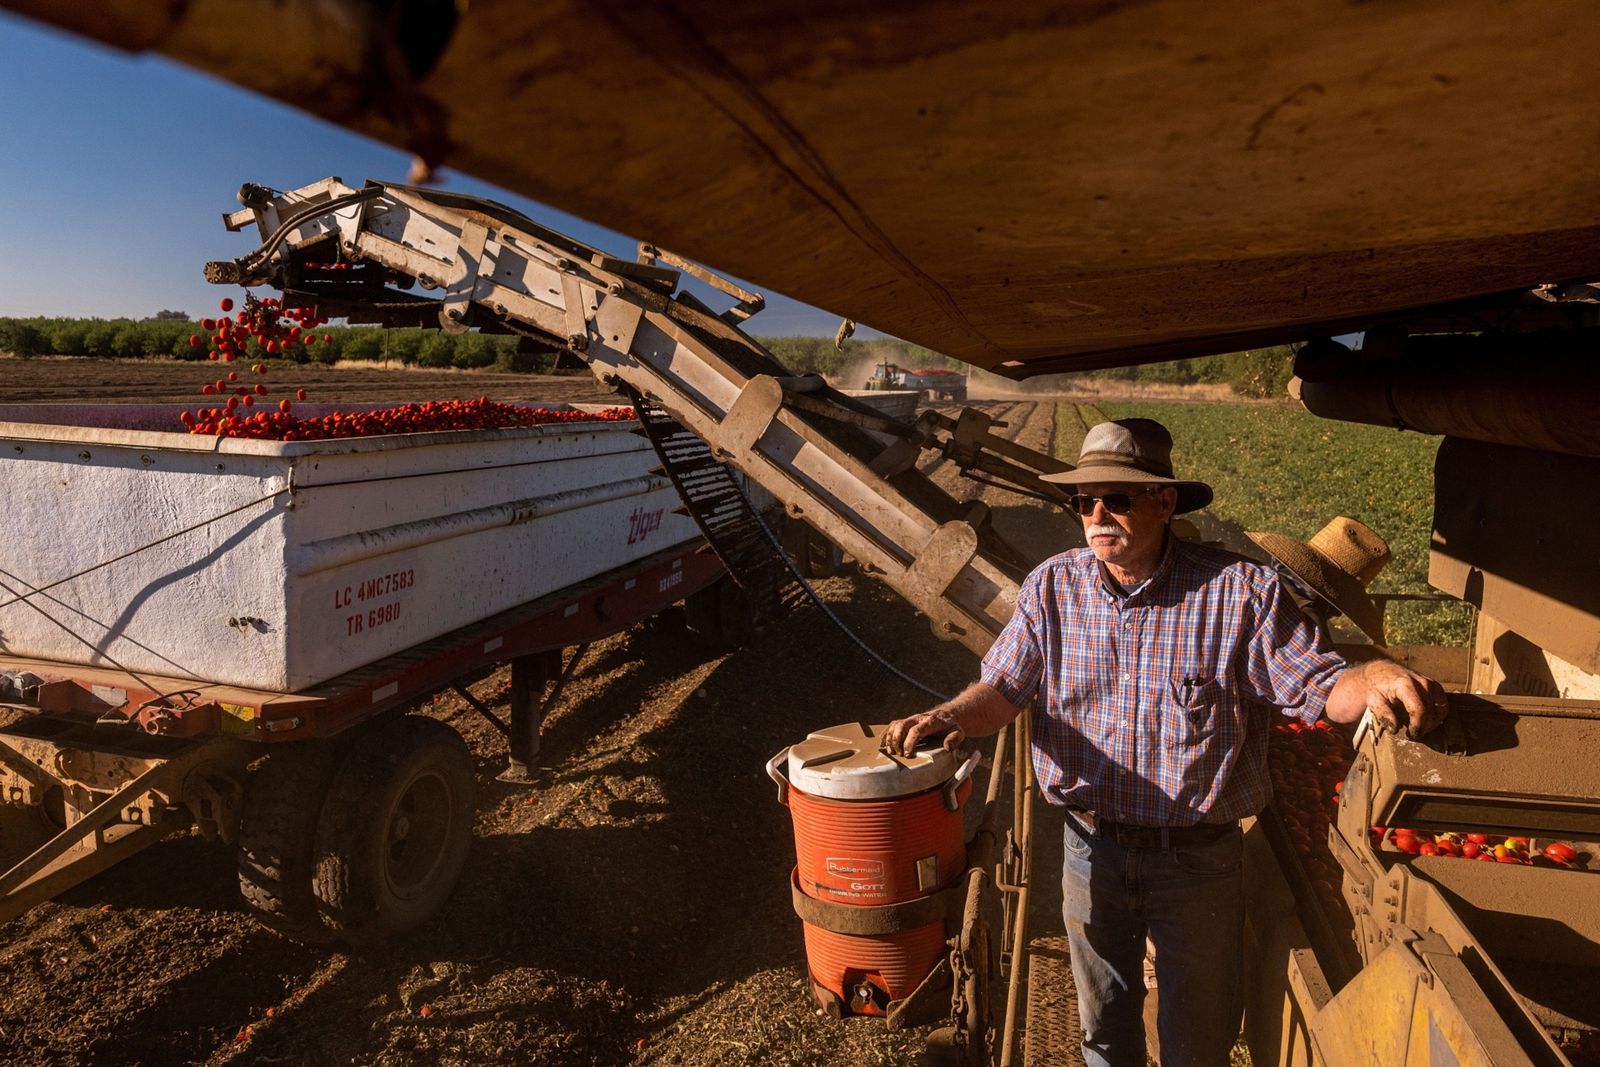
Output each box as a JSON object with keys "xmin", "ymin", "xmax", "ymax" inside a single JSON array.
[
  {"xmin": 1268, "ymin": 718, "xmax": 1353, "ymax": 920},
  {"xmin": 1269, "ymin": 716, "xmax": 1591, "ymax": 922},
  {"xmin": 189, "ymin": 294, "xmax": 331, "ymax": 360},
  {"xmin": 180, "ymin": 293, "xmax": 634, "ymax": 440},
  {"xmin": 181, "ymin": 396, "xmax": 635, "ymax": 441},
  {"xmin": 1374, "ymin": 828, "xmax": 1583, "ymax": 867}
]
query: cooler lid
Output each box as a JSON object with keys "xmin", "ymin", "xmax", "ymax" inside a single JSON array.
[{"xmin": 786, "ymin": 722, "xmax": 956, "ymax": 801}]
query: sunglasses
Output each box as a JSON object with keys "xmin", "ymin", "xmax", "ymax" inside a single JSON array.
[{"xmin": 1067, "ymin": 487, "xmax": 1163, "ymax": 517}]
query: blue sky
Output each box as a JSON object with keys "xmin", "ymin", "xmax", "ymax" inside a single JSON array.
[{"xmin": 0, "ymin": 12, "xmax": 860, "ymax": 336}]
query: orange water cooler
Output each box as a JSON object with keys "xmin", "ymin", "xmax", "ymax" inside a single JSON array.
[{"xmin": 767, "ymin": 722, "xmax": 978, "ymax": 1019}]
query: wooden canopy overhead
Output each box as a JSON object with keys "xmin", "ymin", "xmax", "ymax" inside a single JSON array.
[{"xmin": 11, "ymin": 0, "xmax": 1600, "ymax": 374}]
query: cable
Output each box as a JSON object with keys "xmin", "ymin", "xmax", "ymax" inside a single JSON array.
[
  {"xmin": 0, "ymin": 488, "xmax": 288, "ymax": 612},
  {"xmin": 733, "ymin": 480, "xmax": 953, "ymax": 704},
  {"xmin": 0, "ymin": 486, "xmax": 291, "ymax": 704},
  {"xmin": 0, "ymin": 572, "xmax": 163, "ymax": 695},
  {"xmin": 237, "ymin": 187, "xmax": 385, "ymax": 273}
]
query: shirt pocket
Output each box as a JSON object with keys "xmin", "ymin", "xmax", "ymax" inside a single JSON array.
[{"xmin": 1163, "ymin": 675, "xmax": 1227, "ymax": 749}]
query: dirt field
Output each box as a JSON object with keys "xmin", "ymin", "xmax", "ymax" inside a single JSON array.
[{"xmin": 0, "ymin": 359, "xmax": 1068, "ymax": 1066}]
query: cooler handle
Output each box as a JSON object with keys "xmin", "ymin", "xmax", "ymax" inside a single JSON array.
[
  {"xmin": 943, "ymin": 749, "xmax": 982, "ymax": 811},
  {"xmin": 766, "ymin": 746, "xmax": 792, "ymax": 806}
]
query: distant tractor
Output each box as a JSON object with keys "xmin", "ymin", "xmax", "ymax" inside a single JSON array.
[{"xmin": 862, "ymin": 363, "xmax": 968, "ymax": 401}]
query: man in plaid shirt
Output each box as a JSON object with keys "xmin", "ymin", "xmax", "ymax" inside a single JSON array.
[{"xmin": 884, "ymin": 418, "xmax": 1447, "ymax": 1067}]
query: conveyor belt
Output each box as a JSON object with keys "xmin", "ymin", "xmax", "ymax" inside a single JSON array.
[{"xmin": 626, "ymin": 388, "xmax": 805, "ymax": 623}]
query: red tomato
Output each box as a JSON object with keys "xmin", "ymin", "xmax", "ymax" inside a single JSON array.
[
  {"xmin": 1461, "ymin": 842, "xmax": 1481, "ymax": 860},
  {"xmin": 1543, "ymin": 842, "xmax": 1578, "ymax": 864},
  {"xmin": 219, "ymin": 298, "xmax": 234, "ymax": 312}
]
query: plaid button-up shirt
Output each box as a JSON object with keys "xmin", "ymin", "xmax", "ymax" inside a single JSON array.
[{"xmin": 980, "ymin": 536, "xmax": 1345, "ymax": 826}]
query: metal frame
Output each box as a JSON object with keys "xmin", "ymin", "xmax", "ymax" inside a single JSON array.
[
  {"xmin": 203, "ymin": 178, "xmax": 1085, "ymax": 657},
  {"xmin": 0, "ymin": 537, "xmax": 725, "ymax": 920}
]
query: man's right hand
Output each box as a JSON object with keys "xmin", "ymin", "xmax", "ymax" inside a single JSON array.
[{"xmin": 880, "ymin": 708, "xmax": 965, "ymax": 757}]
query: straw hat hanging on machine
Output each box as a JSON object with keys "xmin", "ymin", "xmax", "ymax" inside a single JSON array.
[{"xmin": 1246, "ymin": 517, "xmax": 1392, "ymax": 645}]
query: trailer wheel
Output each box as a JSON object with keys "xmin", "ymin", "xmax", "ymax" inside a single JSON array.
[
  {"xmin": 311, "ymin": 716, "xmax": 475, "ymax": 946},
  {"xmin": 237, "ymin": 739, "xmax": 346, "ymax": 943},
  {"xmin": 0, "ymin": 798, "xmax": 59, "ymax": 869}
]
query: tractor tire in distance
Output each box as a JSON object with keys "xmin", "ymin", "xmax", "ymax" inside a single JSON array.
[
  {"xmin": 311, "ymin": 715, "xmax": 475, "ymax": 947},
  {"xmin": 237, "ymin": 738, "xmax": 347, "ymax": 943}
]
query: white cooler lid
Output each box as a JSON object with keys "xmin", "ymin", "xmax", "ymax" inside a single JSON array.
[{"xmin": 786, "ymin": 722, "xmax": 956, "ymax": 801}]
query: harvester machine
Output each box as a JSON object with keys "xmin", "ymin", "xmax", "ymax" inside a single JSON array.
[
  {"xmin": 205, "ymin": 177, "xmax": 1600, "ymax": 1067},
  {"xmin": 866, "ymin": 363, "xmax": 969, "ymax": 403}
]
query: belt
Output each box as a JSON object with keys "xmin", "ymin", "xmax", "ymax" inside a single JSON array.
[{"xmin": 1067, "ymin": 809, "xmax": 1236, "ymax": 849}]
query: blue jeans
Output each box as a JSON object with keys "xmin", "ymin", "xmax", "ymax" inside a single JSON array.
[{"xmin": 1060, "ymin": 816, "xmax": 1244, "ymax": 1067}]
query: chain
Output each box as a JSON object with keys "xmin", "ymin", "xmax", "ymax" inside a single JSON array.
[{"xmin": 949, "ymin": 941, "xmax": 972, "ymax": 1060}]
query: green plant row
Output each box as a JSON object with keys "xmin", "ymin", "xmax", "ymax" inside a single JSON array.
[
  {"xmin": 0, "ymin": 316, "xmax": 567, "ymax": 373},
  {"xmin": 1052, "ymin": 399, "xmax": 1471, "ymax": 648}
]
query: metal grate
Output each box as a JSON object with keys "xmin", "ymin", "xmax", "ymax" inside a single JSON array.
[
  {"xmin": 624, "ymin": 388, "xmax": 807, "ymax": 625},
  {"xmin": 1024, "ymin": 934, "xmax": 1086, "ymax": 1066}
]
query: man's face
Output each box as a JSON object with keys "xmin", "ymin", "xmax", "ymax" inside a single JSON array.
[{"xmin": 1076, "ymin": 482, "xmax": 1177, "ymax": 569}]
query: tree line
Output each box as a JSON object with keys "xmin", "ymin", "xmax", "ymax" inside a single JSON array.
[{"xmin": 0, "ymin": 315, "xmax": 1296, "ymax": 399}]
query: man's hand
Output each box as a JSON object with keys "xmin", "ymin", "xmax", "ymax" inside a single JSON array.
[
  {"xmin": 1341, "ymin": 658, "xmax": 1450, "ymax": 739},
  {"xmin": 879, "ymin": 683, "xmax": 1023, "ymax": 757},
  {"xmin": 881, "ymin": 708, "xmax": 965, "ymax": 757}
]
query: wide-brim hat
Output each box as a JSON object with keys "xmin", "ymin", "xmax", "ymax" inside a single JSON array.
[
  {"xmin": 1247, "ymin": 517, "xmax": 1392, "ymax": 644},
  {"xmin": 1041, "ymin": 418, "xmax": 1213, "ymax": 514}
]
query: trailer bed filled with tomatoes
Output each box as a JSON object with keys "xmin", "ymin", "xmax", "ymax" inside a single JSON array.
[{"xmin": 0, "ymin": 399, "xmax": 703, "ymax": 692}]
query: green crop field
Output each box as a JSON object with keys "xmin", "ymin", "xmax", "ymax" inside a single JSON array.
[{"xmin": 1054, "ymin": 399, "xmax": 1472, "ymax": 648}]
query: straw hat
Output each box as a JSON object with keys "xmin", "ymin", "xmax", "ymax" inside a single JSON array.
[
  {"xmin": 1041, "ymin": 418, "xmax": 1213, "ymax": 513},
  {"xmin": 1246, "ymin": 517, "xmax": 1392, "ymax": 644}
]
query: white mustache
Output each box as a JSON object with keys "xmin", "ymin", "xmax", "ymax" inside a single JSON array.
[{"xmin": 1085, "ymin": 523, "xmax": 1128, "ymax": 541}]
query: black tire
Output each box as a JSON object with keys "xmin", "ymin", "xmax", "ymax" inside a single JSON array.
[
  {"xmin": 311, "ymin": 716, "xmax": 475, "ymax": 947},
  {"xmin": 237, "ymin": 739, "xmax": 346, "ymax": 944},
  {"xmin": 0, "ymin": 800, "xmax": 58, "ymax": 870}
]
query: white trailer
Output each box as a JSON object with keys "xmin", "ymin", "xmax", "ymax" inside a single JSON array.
[
  {"xmin": 0, "ymin": 402, "xmax": 703, "ymax": 691},
  {"xmin": 0, "ymin": 401, "xmax": 751, "ymax": 944}
]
